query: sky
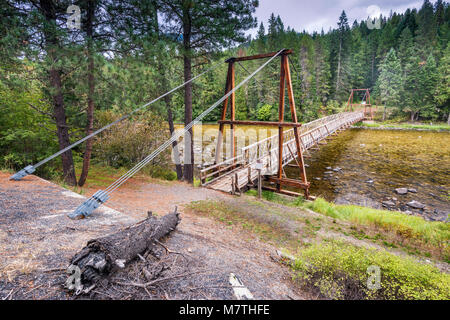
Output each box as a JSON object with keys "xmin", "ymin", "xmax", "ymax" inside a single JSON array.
[{"xmin": 249, "ymin": 0, "xmax": 438, "ymax": 36}]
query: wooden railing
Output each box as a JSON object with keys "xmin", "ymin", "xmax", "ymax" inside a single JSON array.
[{"xmin": 200, "ymin": 111, "xmax": 365, "ymax": 188}]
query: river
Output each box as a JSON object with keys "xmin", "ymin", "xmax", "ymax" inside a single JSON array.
[{"xmin": 175, "ymin": 124, "xmax": 450, "ymax": 221}]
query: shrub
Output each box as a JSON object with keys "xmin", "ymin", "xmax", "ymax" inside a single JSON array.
[
  {"xmin": 292, "ymin": 241, "xmax": 450, "ymax": 300},
  {"xmin": 256, "ymin": 104, "xmax": 274, "ymax": 121},
  {"xmin": 92, "ymin": 111, "xmax": 172, "ymax": 171}
]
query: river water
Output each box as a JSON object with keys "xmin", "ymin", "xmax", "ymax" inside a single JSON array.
[{"xmin": 176, "ymin": 124, "xmax": 450, "ymax": 221}]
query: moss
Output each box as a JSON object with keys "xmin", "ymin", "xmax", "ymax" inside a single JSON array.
[{"xmin": 292, "ymin": 241, "xmax": 450, "ymax": 300}]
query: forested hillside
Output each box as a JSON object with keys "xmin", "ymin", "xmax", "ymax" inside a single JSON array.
[
  {"xmin": 213, "ymin": 0, "xmax": 450, "ymax": 124},
  {"xmin": 0, "ymin": 0, "xmax": 449, "ymax": 184}
]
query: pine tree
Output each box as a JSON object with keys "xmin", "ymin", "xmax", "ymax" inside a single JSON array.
[
  {"xmin": 402, "ymin": 49, "xmax": 438, "ymax": 121},
  {"xmin": 158, "ymin": 0, "xmax": 258, "ymax": 183},
  {"xmin": 397, "ymin": 27, "xmax": 414, "ymax": 68},
  {"xmin": 416, "ymin": 0, "xmax": 437, "ymax": 58},
  {"xmin": 435, "ymin": 43, "xmax": 450, "ymax": 124},
  {"xmin": 377, "ymin": 48, "xmax": 403, "ymax": 120},
  {"xmin": 333, "ymin": 11, "xmax": 351, "ymax": 102},
  {"xmin": 313, "ymin": 37, "xmax": 331, "ymax": 106}
]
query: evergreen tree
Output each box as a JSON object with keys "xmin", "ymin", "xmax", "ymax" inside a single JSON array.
[
  {"xmin": 402, "ymin": 51, "xmax": 438, "ymax": 121},
  {"xmin": 158, "ymin": 0, "xmax": 258, "ymax": 183},
  {"xmin": 435, "ymin": 43, "xmax": 450, "ymax": 124},
  {"xmin": 397, "ymin": 27, "xmax": 414, "ymax": 68},
  {"xmin": 377, "ymin": 48, "xmax": 403, "ymax": 120},
  {"xmin": 416, "ymin": 0, "xmax": 437, "ymax": 57},
  {"xmin": 333, "ymin": 11, "xmax": 351, "ymax": 102}
]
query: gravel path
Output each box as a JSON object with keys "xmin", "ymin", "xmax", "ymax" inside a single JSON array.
[{"xmin": 0, "ymin": 172, "xmax": 306, "ymax": 300}]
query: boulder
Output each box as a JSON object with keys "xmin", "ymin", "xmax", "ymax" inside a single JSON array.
[
  {"xmin": 395, "ymin": 188, "xmax": 408, "ymax": 195},
  {"xmin": 407, "ymin": 201, "xmax": 426, "ymax": 210},
  {"xmin": 382, "ymin": 201, "xmax": 396, "ymax": 207},
  {"xmin": 408, "ymin": 188, "xmax": 417, "ymax": 193}
]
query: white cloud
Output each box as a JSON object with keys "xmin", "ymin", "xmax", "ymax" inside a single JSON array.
[{"xmin": 249, "ymin": 0, "xmax": 437, "ymax": 37}]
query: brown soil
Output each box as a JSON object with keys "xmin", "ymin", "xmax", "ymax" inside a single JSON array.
[{"xmin": 0, "ymin": 172, "xmax": 307, "ymax": 300}]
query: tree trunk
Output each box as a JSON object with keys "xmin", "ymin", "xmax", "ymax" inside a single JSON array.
[
  {"xmin": 383, "ymin": 105, "xmax": 386, "ymax": 121},
  {"xmin": 40, "ymin": 0, "xmax": 76, "ymax": 186},
  {"xmin": 167, "ymin": 99, "xmax": 183, "ymax": 180},
  {"xmin": 447, "ymin": 112, "xmax": 450, "ymax": 125},
  {"xmin": 66, "ymin": 210, "xmax": 181, "ymax": 291},
  {"xmin": 78, "ymin": 0, "xmax": 95, "ymax": 187},
  {"xmin": 152, "ymin": 1, "xmax": 182, "ymax": 180},
  {"xmin": 182, "ymin": 9, "xmax": 194, "ymax": 184}
]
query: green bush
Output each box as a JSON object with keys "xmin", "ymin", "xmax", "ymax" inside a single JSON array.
[
  {"xmin": 292, "ymin": 241, "xmax": 450, "ymax": 300},
  {"xmin": 256, "ymin": 104, "xmax": 274, "ymax": 121},
  {"xmin": 92, "ymin": 111, "xmax": 172, "ymax": 170}
]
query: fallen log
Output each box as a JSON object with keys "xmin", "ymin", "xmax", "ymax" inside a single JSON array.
[{"xmin": 65, "ymin": 209, "xmax": 181, "ymax": 294}]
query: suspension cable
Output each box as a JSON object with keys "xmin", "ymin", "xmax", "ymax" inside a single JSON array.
[
  {"xmin": 236, "ymin": 61, "xmax": 265, "ymax": 91},
  {"xmin": 70, "ymin": 49, "xmax": 285, "ymax": 219},
  {"xmin": 10, "ymin": 60, "xmax": 222, "ymax": 181}
]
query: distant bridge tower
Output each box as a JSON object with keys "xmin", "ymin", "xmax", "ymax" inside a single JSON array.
[{"xmin": 346, "ymin": 89, "xmax": 373, "ymax": 120}]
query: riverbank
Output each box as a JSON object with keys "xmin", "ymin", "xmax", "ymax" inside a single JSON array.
[
  {"xmin": 353, "ymin": 121, "xmax": 450, "ymax": 131},
  {"xmin": 284, "ymin": 128, "xmax": 450, "ymax": 222},
  {"xmin": 188, "ymin": 191, "xmax": 450, "ymax": 300}
]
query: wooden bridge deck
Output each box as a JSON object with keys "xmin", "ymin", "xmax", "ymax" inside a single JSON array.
[{"xmin": 200, "ymin": 111, "xmax": 365, "ymax": 194}]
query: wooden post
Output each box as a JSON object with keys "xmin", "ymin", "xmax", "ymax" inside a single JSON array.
[
  {"xmin": 284, "ymin": 55, "xmax": 309, "ymax": 198},
  {"xmin": 256, "ymin": 160, "xmax": 263, "ymax": 199},
  {"xmin": 230, "ymin": 63, "xmax": 236, "ymax": 161},
  {"xmin": 277, "ymin": 54, "xmax": 286, "ymax": 192},
  {"xmin": 215, "ymin": 63, "xmax": 233, "ymax": 164}
]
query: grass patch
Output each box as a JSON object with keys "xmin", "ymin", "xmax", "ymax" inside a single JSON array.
[
  {"xmin": 187, "ymin": 197, "xmax": 450, "ymax": 300},
  {"xmin": 187, "ymin": 200, "xmax": 295, "ymax": 246},
  {"xmin": 305, "ymin": 198, "xmax": 450, "ymax": 260},
  {"xmin": 50, "ymin": 162, "xmax": 177, "ymax": 193},
  {"xmin": 246, "ymin": 189, "xmax": 305, "ymax": 206},
  {"xmin": 245, "ymin": 190, "xmax": 449, "ymax": 260},
  {"xmin": 355, "ymin": 121, "xmax": 450, "ymax": 131},
  {"xmin": 292, "ymin": 240, "xmax": 450, "ymax": 300}
]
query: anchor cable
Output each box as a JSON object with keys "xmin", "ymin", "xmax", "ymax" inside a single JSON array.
[
  {"xmin": 10, "ymin": 60, "xmax": 222, "ymax": 180},
  {"xmin": 71, "ymin": 49, "xmax": 285, "ymax": 217}
]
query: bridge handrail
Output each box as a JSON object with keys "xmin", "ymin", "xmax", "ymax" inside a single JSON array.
[{"xmin": 201, "ymin": 111, "xmax": 364, "ymax": 177}]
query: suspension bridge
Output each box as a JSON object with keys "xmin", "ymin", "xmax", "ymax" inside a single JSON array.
[
  {"xmin": 200, "ymin": 111, "xmax": 365, "ymax": 195},
  {"xmin": 10, "ymin": 49, "xmax": 372, "ymax": 219}
]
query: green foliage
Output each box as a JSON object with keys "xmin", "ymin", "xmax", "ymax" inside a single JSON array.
[
  {"xmin": 377, "ymin": 49, "xmax": 403, "ymax": 111},
  {"xmin": 0, "ymin": 65, "xmax": 61, "ymax": 178},
  {"xmin": 1, "ymin": 0, "xmax": 449, "ymax": 184},
  {"xmin": 256, "ymin": 104, "xmax": 274, "ymax": 121},
  {"xmin": 92, "ymin": 111, "xmax": 172, "ymax": 169},
  {"xmin": 292, "ymin": 240, "xmax": 450, "ymax": 300}
]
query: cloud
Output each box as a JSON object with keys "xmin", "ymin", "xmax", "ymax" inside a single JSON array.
[{"xmin": 250, "ymin": 0, "xmax": 436, "ymax": 36}]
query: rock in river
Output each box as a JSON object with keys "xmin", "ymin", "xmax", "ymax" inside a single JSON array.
[
  {"xmin": 408, "ymin": 188, "xmax": 417, "ymax": 193},
  {"xmin": 382, "ymin": 201, "xmax": 396, "ymax": 208},
  {"xmin": 395, "ymin": 188, "xmax": 408, "ymax": 195},
  {"xmin": 407, "ymin": 200, "xmax": 426, "ymax": 210}
]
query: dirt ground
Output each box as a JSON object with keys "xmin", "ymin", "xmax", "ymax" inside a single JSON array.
[{"xmin": 0, "ymin": 172, "xmax": 307, "ymax": 300}]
